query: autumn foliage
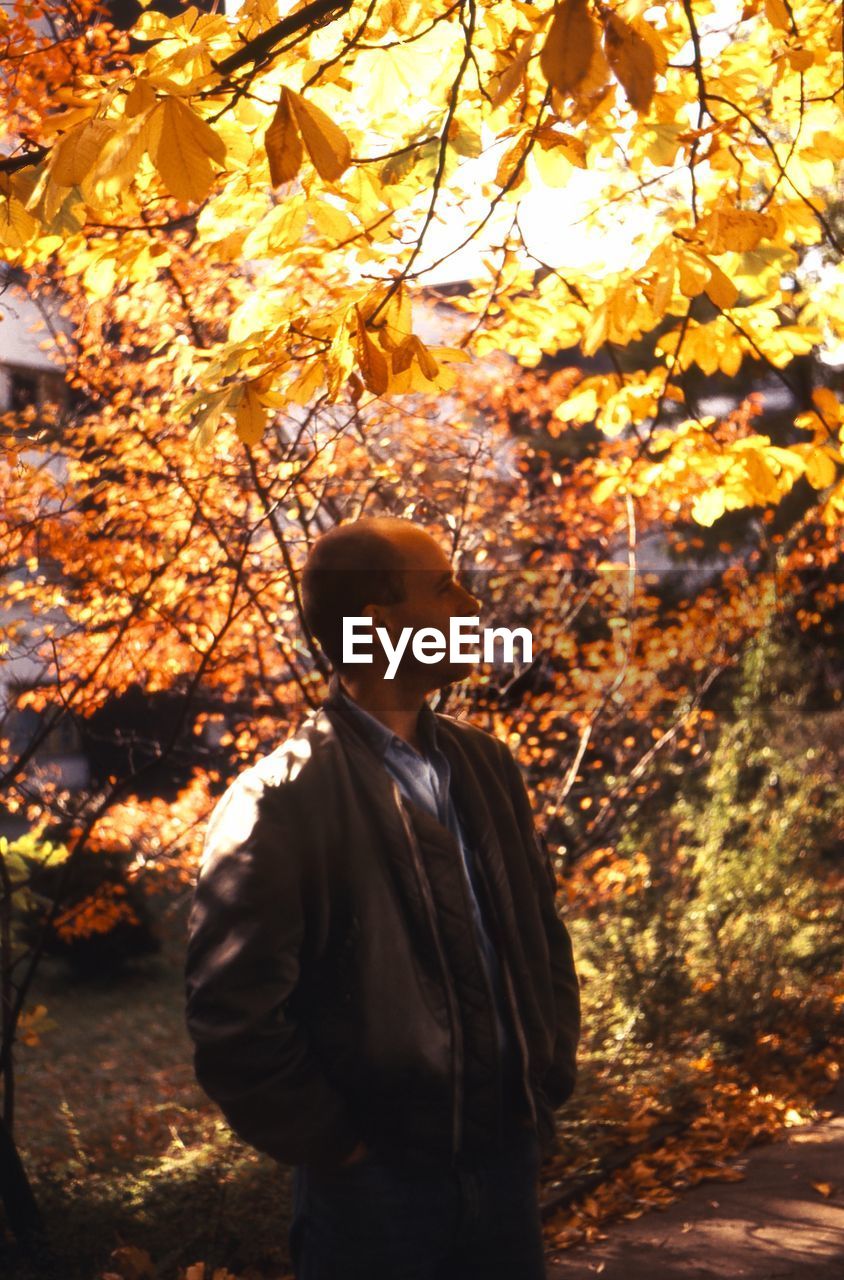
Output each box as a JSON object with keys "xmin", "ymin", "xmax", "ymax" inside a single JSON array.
[
  {"xmin": 0, "ymin": 0, "xmax": 843, "ymax": 1269},
  {"xmin": 0, "ymin": 0, "xmax": 841, "ymax": 513}
]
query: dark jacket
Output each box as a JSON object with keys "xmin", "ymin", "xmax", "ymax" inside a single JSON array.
[{"xmin": 184, "ymin": 676, "xmax": 581, "ymax": 1170}]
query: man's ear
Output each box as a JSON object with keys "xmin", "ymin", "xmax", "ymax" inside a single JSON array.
[{"xmin": 367, "ymin": 601, "xmax": 398, "ymax": 643}]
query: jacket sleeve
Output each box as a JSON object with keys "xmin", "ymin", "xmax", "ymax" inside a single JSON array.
[
  {"xmin": 184, "ymin": 768, "xmax": 362, "ymax": 1168},
  {"xmin": 498, "ymin": 743, "xmax": 581, "ymax": 1108}
]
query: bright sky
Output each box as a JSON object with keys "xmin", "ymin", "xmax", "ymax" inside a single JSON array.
[
  {"xmin": 414, "ymin": 4, "xmax": 742, "ymax": 285},
  {"xmin": 224, "ymin": 1, "xmax": 740, "ymax": 285},
  {"xmin": 414, "ymin": 148, "xmax": 661, "ymax": 285}
]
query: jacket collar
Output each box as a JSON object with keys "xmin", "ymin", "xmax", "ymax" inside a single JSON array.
[
  {"xmin": 321, "ymin": 671, "xmax": 497, "ymax": 867},
  {"xmin": 324, "ymin": 671, "xmax": 441, "ymax": 760},
  {"xmin": 319, "ymin": 672, "xmax": 518, "ymax": 946}
]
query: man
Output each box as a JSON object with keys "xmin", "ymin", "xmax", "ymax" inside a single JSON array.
[{"xmin": 184, "ymin": 516, "xmax": 580, "ymax": 1279}]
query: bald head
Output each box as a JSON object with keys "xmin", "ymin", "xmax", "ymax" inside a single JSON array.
[
  {"xmin": 302, "ymin": 515, "xmax": 483, "ymax": 693},
  {"xmin": 302, "ymin": 517, "xmax": 418, "ymax": 671}
]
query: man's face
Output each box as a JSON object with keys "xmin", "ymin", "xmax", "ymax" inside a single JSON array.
[{"xmin": 367, "ymin": 528, "xmax": 482, "ymax": 688}]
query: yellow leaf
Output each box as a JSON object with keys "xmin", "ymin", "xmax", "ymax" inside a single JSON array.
[
  {"xmin": 582, "ymin": 305, "xmax": 608, "ymax": 357},
  {"xmin": 490, "ymin": 36, "xmax": 535, "ymax": 109},
  {"xmin": 427, "ymin": 345, "xmax": 473, "ymax": 365},
  {"xmin": 265, "ymin": 89, "xmax": 303, "ymax": 187},
  {"xmin": 51, "ymin": 119, "xmax": 114, "ymax": 187},
  {"xmin": 698, "ymin": 207, "xmax": 777, "ymax": 253},
  {"xmin": 495, "ymin": 133, "xmax": 530, "ymax": 189},
  {"xmin": 374, "ymin": 282, "xmax": 413, "ymax": 349},
  {"xmin": 693, "ymin": 488, "xmax": 726, "ymax": 526},
  {"xmin": 391, "ymin": 336, "xmax": 415, "ymax": 374},
  {"xmin": 39, "ymin": 104, "xmax": 97, "ymax": 139},
  {"xmin": 807, "ymin": 130, "xmax": 844, "ymax": 159},
  {"xmin": 554, "ymin": 382, "xmax": 601, "ymax": 423},
  {"xmin": 650, "ymin": 260, "xmax": 676, "ymax": 321},
  {"xmin": 787, "ymin": 48, "xmax": 814, "ymax": 71},
  {"xmin": 643, "ymin": 123, "xmax": 684, "ymax": 167},
  {"xmin": 704, "ymin": 260, "xmax": 739, "ymax": 310},
  {"xmin": 811, "ymin": 1182, "xmax": 834, "ymax": 1198},
  {"xmin": 603, "ymin": 12, "xmax": 655, "ymax": 113},
  {"xmin": 152, "ymin": 97, "xmax": 226, "ymax": 203},
  {"xmin": 765, "ymin": 445, "xmax": 806, "ymax": 480},
  {"xmin": 286, "ymin": 89, "xmax": 352, "ymax": 183},
  {"xmin": 308, "ymin": 198, "xmax": 354, "ymax": 241},
  {"xmin": 303, "ymin": 198, "xmax": 353, "ymax": 248},
  {"xmin": 812, "ymin": 386, "xmax": 841, "ymax": 423},
  {"xmin": 0, "ymin": 192, "xmax": 38, "ymax": 248},
  {"xmin": 188, "ymin": 395, "xmax": 225, "ymax": 450},
  {"xmin": 242, "ymin": 198, "xmax": 307, "ymax": 256},
  {"xmin": 90, "ymin": 110, "xmax": 152, "ymax": 198},
  {"xmin": 535, "ymin": 126, "xmax": 587, "ymax": 168},
  {"xmin": 287, "ymin": 360, "xmax": 326, "ymax": 405},
  {"xmin": 677, "ymin": 249, "xmax": 710, "ymax": 298},
  {"xmin": 82, "ymin": 254, "xmax": 117, "ymax": 299},
  {"xmin": 133, "ymin": 10, "xmax": 178, "ymax": 41},
  {"xmin": 795, "ymin": 409, "xmax": 825, "ymax": 438},
  {"xmin": 125, "ymin": 78, "xmax": 157, "ymax": 118},
  {"xmin": 233, "ymin": 384, "xmax": 267, "ymax": 445},
  {"xmin": 824, "ymin": 480, "xmax": 844, "ymax": 526},
  {"xmin": 539, "ymin": 0, "xmax": 595, "ymax": 97},
  {"xmin": 532, "ymin": 145, "xmax": 571, "ymax": 186},
  {"xmin": 632, "ymin": 14, "xmax": 669, "ymax": 76},
  {"xmin": 410, "ymin": 335, "xmax": 439, "ymax": 380},
  {"xmin": 406, "ymin": 360, "xmax": 458, "ymax": 393},
  {"xmin": 355, "ymin": 307, "xmax": 389, "ymax": 395},
  {"xmin": 804, "ymin": 447, "xmax": 838, "ymax": 490},
  {"xmin": 593, "ymin": 475, "xmax": 620, "ymax": 503},
  {"xmin": 742, "ymin": 447, "xmax": 779, "ymax": 501}
]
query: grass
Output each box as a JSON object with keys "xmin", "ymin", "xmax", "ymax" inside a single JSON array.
[
  {"xmin": 2, "ymin": 899, "xmax": 295, "ymax": 1280},
  {"xmin": 2, "ymin": 893, "xmax": 840, "ymax": 1277}
]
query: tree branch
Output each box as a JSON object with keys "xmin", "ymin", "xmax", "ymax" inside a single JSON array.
[{"xmin": 213, "ymin": 0, "xmax": 354, "ymax": 76}]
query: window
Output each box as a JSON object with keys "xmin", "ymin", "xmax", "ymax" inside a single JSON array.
[
  {"xmin": 3, "ymin": 685, "xmax": 83, "ymax": 760},
  {"xmin": 9, "ymin": 369, "xmax": 38, "ymax": 413}
]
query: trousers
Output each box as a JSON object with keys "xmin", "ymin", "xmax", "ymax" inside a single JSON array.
[{"xmin": 288, "ymin": 1125, "xmax": 546, "ymax": 1279}]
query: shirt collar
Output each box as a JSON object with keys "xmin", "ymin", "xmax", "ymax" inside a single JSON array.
[{"xmin": 327, "ymin": 671, "xmax": 440, "ymax": 760}]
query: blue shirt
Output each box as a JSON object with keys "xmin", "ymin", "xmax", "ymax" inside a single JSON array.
[{"xmin": 334, "ymin": 686, "xmax": 515, "ymax": 1064}]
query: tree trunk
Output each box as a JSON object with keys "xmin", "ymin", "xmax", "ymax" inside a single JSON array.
[{"xmin": 0, "ymin": 1111, "xmax": 46, "ymax": 1254}]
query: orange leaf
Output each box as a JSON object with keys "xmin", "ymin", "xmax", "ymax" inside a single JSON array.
[
  {"xmin": 603, "ymin": 12, "xmax": 656, "ymax": 113},
  {"xmin": 265, "ymin": 88, "xmax": 304, "ymax": 186},
  {"xmin": 355, "ymin": 307, "xmax": 389, "ymax": 395},
  {"xmin": 286, "ymin": 89, "xmax": 352, "ymax": 183},
  {"xmin": 233, "ymin": 384, "xmax": 267, "ymax": 444},
  {"xmin": 539, "ymin": 0, "xmax": 595, "ymax": 97}
]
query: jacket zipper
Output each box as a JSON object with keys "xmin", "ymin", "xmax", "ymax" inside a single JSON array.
[
  {"xmin": 391, "ymin": 779, "xmax": 464, "ymax": 1159},
  {"xmin": 450, "ymin": 841, "xmax": 505, "ymax": 1148}
]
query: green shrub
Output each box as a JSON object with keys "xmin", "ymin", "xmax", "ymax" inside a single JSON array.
[
  {"xmin": 573, "ymin": 621, "xmax": 844, "ymax": 1060},
  {"xmin": 10, "ymin": 835, "xmax": 161, "ymax": 979}
]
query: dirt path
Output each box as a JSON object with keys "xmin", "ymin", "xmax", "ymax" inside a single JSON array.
[{"xmin": 546, "ymin": 1082, "xmax": 844, "ymax": 1279}]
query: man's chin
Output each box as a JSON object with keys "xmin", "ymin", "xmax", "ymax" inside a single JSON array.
[{"xmin": 383, "ymin": 661, "xmax": 479, "ymax": 690}]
